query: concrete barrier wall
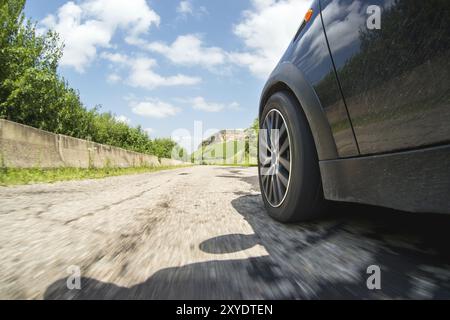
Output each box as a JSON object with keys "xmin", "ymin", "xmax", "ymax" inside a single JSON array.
[
  {"xmin": 0, "ymin": 120, "xmax": 188, "ymax": 169},
  {"xmin": 159, "ymin": 158, "xmax": 186, "ymax": 167},
  {"xmin": 0, "ymin": 119, "xmax": 65, "ymax": 168}
]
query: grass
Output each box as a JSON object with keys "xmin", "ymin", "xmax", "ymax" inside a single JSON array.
[
  {"xmin": 191, "ymin": 140, "xmax": 258, "ymax": 167},
  {"xmin": 0, "ymin": 165, "xmax": 191, "ymax": 186}
]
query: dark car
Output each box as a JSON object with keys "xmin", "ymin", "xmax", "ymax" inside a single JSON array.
[{"xmin": 258, "ymin": 0, "xmax": 450, "ymax": 222}]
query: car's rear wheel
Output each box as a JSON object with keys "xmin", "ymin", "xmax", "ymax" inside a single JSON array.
[{"xmin": 258, "ymin": 91, "xmax": 326, "ymax": 222}]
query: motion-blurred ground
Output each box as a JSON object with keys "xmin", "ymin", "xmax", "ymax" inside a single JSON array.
[{"xmin": 1, "ymin": 166, "xmax": 450, "ymax": 299}]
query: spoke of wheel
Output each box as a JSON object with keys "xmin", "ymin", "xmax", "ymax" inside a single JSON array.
[
  {"xmin": 259, "ymin": 150, "xmax": 271, "ymax": 166},
  {"xmin": 277, "ymin": 171, "xmax": 289, "ymax": 187},
  {"xmin": 279, "ymin": 122, "xmax": 286, "ymax": 137},
  {"xmin": 264, "ymin": 114, "xmax": 270, "ymax": 130},
  {"xmin": 279, "ymin": 138, "xmax": 289, "ymax": 155},
  {"xmin": 260, "ymin": 131, "xmax": 269, "ymax": 151},
  {"xmin": 271, "ymin": 129, "xmax": 280, "ymax": 152},
  {"xmin": 273, "ymin": 176, "xmax": 281, "ymax": 204},
  {"xmin": 264, "ymin": 118, "xmax": 272, "ymax": 149},
  {"xmin": 267, "ymin": 175, "xmax": 274, "ymax": 202},
  {"xmin": 276, "ymin": 176, "xmax": 284, "ymax": 200},
  {"xmin": 279, "ymin": 156, "xmax": 290, "ymax": 172},
  {"xmin": 274, "ymin": 111, "xmax": 279, "ymax": 130},
  {"xmin": 262, "ymin": 129, "xmax": 270, "ymax": 151},
  {"xmin": 271, "ymin": 176, "xmax": 277, "ymax": 204},
  {"xmin": 270, "ymin": 111, "xmax": 275, "ymax": 128},
  {"xmin": 263, "ymin": 174, "xmax": 271, "ymax": 192},
  {"xmin": 262, "ymin": 157, "xmax": 272, "ymax": 166}
]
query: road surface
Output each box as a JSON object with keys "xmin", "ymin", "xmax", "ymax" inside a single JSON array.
[{"xmin": 1, "ymin": 166, "xmax": 450, "ymax": 299}]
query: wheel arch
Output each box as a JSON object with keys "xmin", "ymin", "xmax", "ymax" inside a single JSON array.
[{"xmin": 260, "ymin": 62, "xmax": 338, "ymax": 161}]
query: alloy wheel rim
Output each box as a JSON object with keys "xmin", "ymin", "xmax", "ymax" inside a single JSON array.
[{"xmin": 259, "ymin": 109, "xmax": 292, "ymax": 207}]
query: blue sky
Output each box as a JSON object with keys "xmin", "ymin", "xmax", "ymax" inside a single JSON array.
[{"xmin": 25, "ymin": 0, "xmax": 311, "ymax": 151}]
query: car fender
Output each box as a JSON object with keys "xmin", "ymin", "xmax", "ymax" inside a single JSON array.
[{"xmin": 260, "ymin": 62, "xmax": 338, "ymax": 161}]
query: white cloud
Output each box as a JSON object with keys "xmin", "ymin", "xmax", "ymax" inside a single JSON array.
[
  {"xmin": 190, "ymin": 96, "xmax": 224, "ymax": 112},
  {"xmin": 176, "ymin": 1, "xmax": 208, "ymax": 19},
  {"xmin": 41, "ymin": 0, "xmax": 160, "ymax": 72},
  {"xmin": 101, "ymin": 52, "xmax": 129, "ymax": 64},
  {"xmin": 131, "ymin": 99, "xmax": 181, "ymax": 119},
  {"xmin": 82, "ymin": 0, "xmax": 160, "ymax": 44},
  {"xmin": 179, "ymin": 97, "xmax": 240, "ymax": 113},
  {"xmin": 232, "ymin": 0, "xmax": 312, "ymax": 78},
  {"xmin": 320, "ymin": 1, "xmax": 365, "ymax": 53},
  {"xmin": 128, "ymin": 57, "xmax": 201, "ymax": 90},
  {"xmin": 228, "ymin": 102, "xmax": 241, "ymax": 111},
  {"xmin": 177, "ymin": 1, "xmax": 193, "ymax": 15},
  {"xmin": 107, "ymin": 73, "xmax": 121, "ymax": 83},
  {"xmin": 101, "ymin": 53, "xmax": 201, "ymax": 89},
  {"xmin": 147, "ymin": 34, "xmax": 226, "ymax": 69},
  {"xmin": 115, "ymin": 115, "xmax": 131, "ymax": 124}
]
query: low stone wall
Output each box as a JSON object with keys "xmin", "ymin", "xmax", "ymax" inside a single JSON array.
[
  {"xmin": 0, "ymin": 120, "xmax": 188, "ymax": 169},
  {"xmin": 159, "ymin": 158, "xmax": 186, "ymax": 167}
]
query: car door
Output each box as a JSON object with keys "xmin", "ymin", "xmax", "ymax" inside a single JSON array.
[{"xmin": 320, "ymin": 0, "xmax": 450, "ymax": 155}]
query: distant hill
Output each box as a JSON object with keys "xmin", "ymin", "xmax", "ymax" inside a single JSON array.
[
  {"xmin": 199, "ymin": 129, "xmax": 247, "ymax": 149},
  {"xmin": 192, "ymin": 121, "xmax": 258, "ymax": 166}
]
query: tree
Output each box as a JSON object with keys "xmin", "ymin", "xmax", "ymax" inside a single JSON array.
[{"xmin": 0, "ymin": 0, "xmax": 183, "ymax": 160}]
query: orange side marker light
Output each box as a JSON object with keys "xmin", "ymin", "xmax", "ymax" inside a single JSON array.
[{"xmin": 304, "ymin": 9, "xmax": 314, "ymax": 23}]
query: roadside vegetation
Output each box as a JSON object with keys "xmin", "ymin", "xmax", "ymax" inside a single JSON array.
[
  {"xmin": 0, "ymin": 0, "xmax": 184, "ymax": 159},
  {"xmin": 0, "ymin": 165, "xmax": 189, "ymax": 186}
]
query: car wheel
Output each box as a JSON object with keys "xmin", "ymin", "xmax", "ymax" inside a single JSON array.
[{"xmin": 258, "ymin": 91, "xmax": 326, "ymax": 222}]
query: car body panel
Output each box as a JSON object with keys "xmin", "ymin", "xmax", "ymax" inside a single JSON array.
[
  {"xmin": 261, "ymin": 0, "xmax": 359, "ymax": 159},
  {"xmin": 320, "ymin": 0, "xmax": 450, "ymax": 155},
  {"xmin": 260, "ymin": 0, "xmax": 450, "ymax": 213},
  {"xmin": 320, "ymin": 143, "xmax": 450, "ymax": 213}
]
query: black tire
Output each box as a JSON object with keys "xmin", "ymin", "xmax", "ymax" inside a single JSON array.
[{"xmin": 258, "ymin": 91, "xmax": 326, "ymax": 222}]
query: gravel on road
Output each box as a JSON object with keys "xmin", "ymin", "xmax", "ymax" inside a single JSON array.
[{"xmin": 1, "ymin": 166, "xmax": 450, "ymax": 299}]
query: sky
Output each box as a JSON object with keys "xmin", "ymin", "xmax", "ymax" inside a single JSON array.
[{"xmin": 24, "ymin": 0, "xmax": 311, "ymax": 152}]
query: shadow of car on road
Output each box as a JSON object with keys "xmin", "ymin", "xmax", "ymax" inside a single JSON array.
[{"xmin": 44, "ymin": 172, "xmax": 450, "ymax": 299}]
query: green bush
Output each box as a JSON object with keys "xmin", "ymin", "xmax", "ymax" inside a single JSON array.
[{"xmin": 0, "ymin": 0, "xmax": 185, "ymax": 159}]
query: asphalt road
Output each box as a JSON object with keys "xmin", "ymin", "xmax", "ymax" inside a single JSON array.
[{"xmin": 1, "ymin": 166, "xmax": 450, "ymax": 299}]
